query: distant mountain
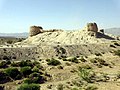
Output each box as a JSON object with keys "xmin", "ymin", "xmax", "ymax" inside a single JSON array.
[
  {"xmin": 0, "ymin": 32, "xmax": 28, "ymax": 38},
  {"xmin": 0, "ymin": 28, "xmax": 119, "ymax": 38},
  {"xmin": 105, "ymin": 28, "xmax": 120, "ymax": 36}
]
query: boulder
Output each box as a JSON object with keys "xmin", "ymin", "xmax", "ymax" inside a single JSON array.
[{"xmin": 29, "ymin": 26, "xmax": 43, "ymax": 37}]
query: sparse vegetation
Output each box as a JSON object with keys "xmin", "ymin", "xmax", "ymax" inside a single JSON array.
[
  {"xmin": 78, "ymin": 66, "xmax": 95, "ymax": 83},
  {"xmin": 85, "ymin": 85, "xmax": 98, "ymax": 90},
  {"xmin": 0, "ymin": 61, "xmax": 8, "ymax": 68},
  {"xmin": 90, "ymin": 58, "xmax": 108, "ymax": 67},
  {"xmin": 68, "ymin": 57, "xmax": 79, "ymax": 63},
  {"xmin": 24, "ymin": 72, "xmax": 45, "ymax": 84},
  {"xmin": 32, "ymin": 66, "xmax": 39, "ymax": 72},
  {"xmin": 17, "ymin": 84, "xmax": 40, "ymax": 90},
  {"xmin": 95, "ymin": 53, "xmax": 102, "ymax": 56},
  {"xmin": 115, "ymin": 50, "xmax": 120, "ymax": 56},
  {"xmin": 4, "ymin": 67, "xmax": 21, "ymax": 80},
  {"xmin": 0, "ymin": 29, "xmax": 120, "ymax": 90},
  {"xmin": 47, "ymin": 58, "xmax": 61, "ymax": 66},
  {"xmin": 0, "ymin": 71, "xmax": 11, "ymax": 84},
  {"xmin": 79, "ymin": 56, "xmax": 87, "ymax": 62},
  {"xmin": 20, "ymin": 66, "xmax": 32, "ymax": 77},
  {"xmin": 57, "ymin": 84, "xmax": 64, "ymax": 90}
]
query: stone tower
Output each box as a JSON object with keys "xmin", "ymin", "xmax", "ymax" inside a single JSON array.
[
  {"xmin": 86, "ymin": 23, "xmax": 98, "ymax": 32},
  {"xmin": 29, "ymin": 26, "xmax": 43, "ymax": 37}
]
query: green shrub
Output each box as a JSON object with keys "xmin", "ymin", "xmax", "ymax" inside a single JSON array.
[
  {"xmin": 33, "ymin": 61, "xmax": 40, "ymax": 66},
  {"xmin": 0, "ymin": 71, "xmax": 11, "ymax": 84},
  {"xmin": 90, "ymin": 59, "xmax": 97, "ymax": 63},
  {"xmin": 19, "ymin": 60, "xmax": 33, "ymax": 67},
  {"xmin": 0, "ymin": 61, "xmax": 8, "ymax": 68},
  {"xmin": 20, "ymin": 66, "xmax": 32, "ymax": 77},
  {"xmin": 3, "ymin": 56, "xmax": 11, "ymax": 60},
  {"xmin": 17, "ymin": 84, "xmax": 40, "ymax": 90},
  {"xmin": 36, "ymin": 64, "xmax": 43, "ymax": 70},
  {"xmin": 68, "ymin": 57, "xmax": 79, "ymax": 63},
  {"xmin": 11, "ymin": 61, "xmax": 21, "ymax": 67},
  {"xmin": 24, "ymin": 72, "xmax": 45, "ymax": 84},
  {"xmin": 78, "ymin": 67, "xmax": 95, "ymax": 83},
  {"xmin": 57, "ymin": 84, "xmax": 63, "ymax": 90},
  {"xmin": 6, "ymin": 60, "xmax": 11, "ymax": 64},
  {"xmin": 72, "ymin": 88, "xmax": 79, "ymax": 90},
  {"xmin": 71, "ymin": 57, "xmax": 79, "ymax": 63},
  {"xmin": 6, "ymin": 40, "xmax": 13, "ymax": 44},
  {"xmin": 96, "ymin": 58, "xmax": 108, "ymax": 66},
  {"xmin": 32, "ymin": 66, "xmax": 39, "ymax": 72},
  {"xmin": 90, "ymin": 58, "xmax": 108, "ymax": 66},
  {"xmin": 46, "ymin": 59, "xmax": 50, "ymax": 62},
  {"xmin": 115, "ymin": 50, "xmax": 120, "ymax": 56},
  {"xmin": 62, "ymin": 58, "xmax": 67, "ymax": 61},
  {"xmin": 60, "ymin": 47, "xmax": 66, "ymax": 54},
  {"xmin": 4, "ymin": 67, "xmax": 21, "ymax": 80},
  {"xmin": 85, "ymin": 85, "xmax": 98, "ymax": 90},
  {"xmin": 47, "ymin": 58, "xmax": 61, "ymax": 66}
]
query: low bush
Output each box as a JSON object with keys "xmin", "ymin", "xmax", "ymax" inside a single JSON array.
[
  {"xmin": 18, "ymin": 60, "xmax": 33, "ymax": 67},
  {"xmin": 68, "ymin": 57, "xmax": 79, "ymax": 63},
  {"xmin": 0, "ymin": 86, "xmax": 4, "ymax": 90},
  {"xmin": 62, "ymin": 58, "xmax": 67, "ymax": 61},
  {"xmin": 78, "ymin": 67, "xmax": 95, "ymax": 83},
  {"xmin": 85, "ymin": 85, "xmax": 98, "ymax": 90},
  {"xmin": 57, "ymin": 84, "xmax": 64, "ymax": 90},
  {"xmin": 32, "ymin": 66, "xmax": 39, "ymax": 72},
  {"xmin": 33, "ymin": 61, "xmax": 40, "ymax": 66},
  {"xmin": 0, "ymin": 71, "xmax": 11, "ymax": 84},
  {"xmin": 47, "ymin": 58, "xmax": 61, "ymax": 66},
  {"xmin": 0, "ymin": 61, "xmax": 8, "ymax": 68},
  {"xmin": 11, "ymin": 62, "xmax": 19, "ymax": 67},
  {"xmin": 70, "ymin": 57, "xmax": 79, "ymax": 63},
  {"xmin": 3, "ymin": 56, "xmax": 11, "ymax": 60},
  {"xmin": 24, "ymin": 72, "xmax": 45, "ymax": 84},
  {"xmin": 97, "ymin": 58, "xmax": 108, "ymax": 66},
  {"xmin": 4, "ymin": 67, "xmax": 21, "ymax": 80},
  {"xmin": 115, "ymin": 50, "xmax": 120, "ymax": 56},
  {"xmin": 17, "ymin": 84, "xmax": 40, "ymax": 90},
  {"xmin": 90, "ymin": 58, "xmax": 108, "ymax": 67},
  {"xmin": 20, "ymin": 66, "xmax": 32, "ymax": 77},
  {"xmin": 60, "ymin": 47, "xmax": 66, "ymax": 54}
]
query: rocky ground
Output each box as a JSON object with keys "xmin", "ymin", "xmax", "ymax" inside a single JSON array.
[{"xmin": 0, "ymin": 29, "xmax": 120, "ymax": 90}]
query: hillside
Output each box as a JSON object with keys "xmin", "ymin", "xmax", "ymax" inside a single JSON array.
[{"xmin": 0, "ymin": 23, "xmax": 120, "ymax": 90}]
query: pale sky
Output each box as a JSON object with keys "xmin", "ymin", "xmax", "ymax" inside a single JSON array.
[{"xmin": 0, "ymin": 0, "xmax": 120, "ymax": 33}]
